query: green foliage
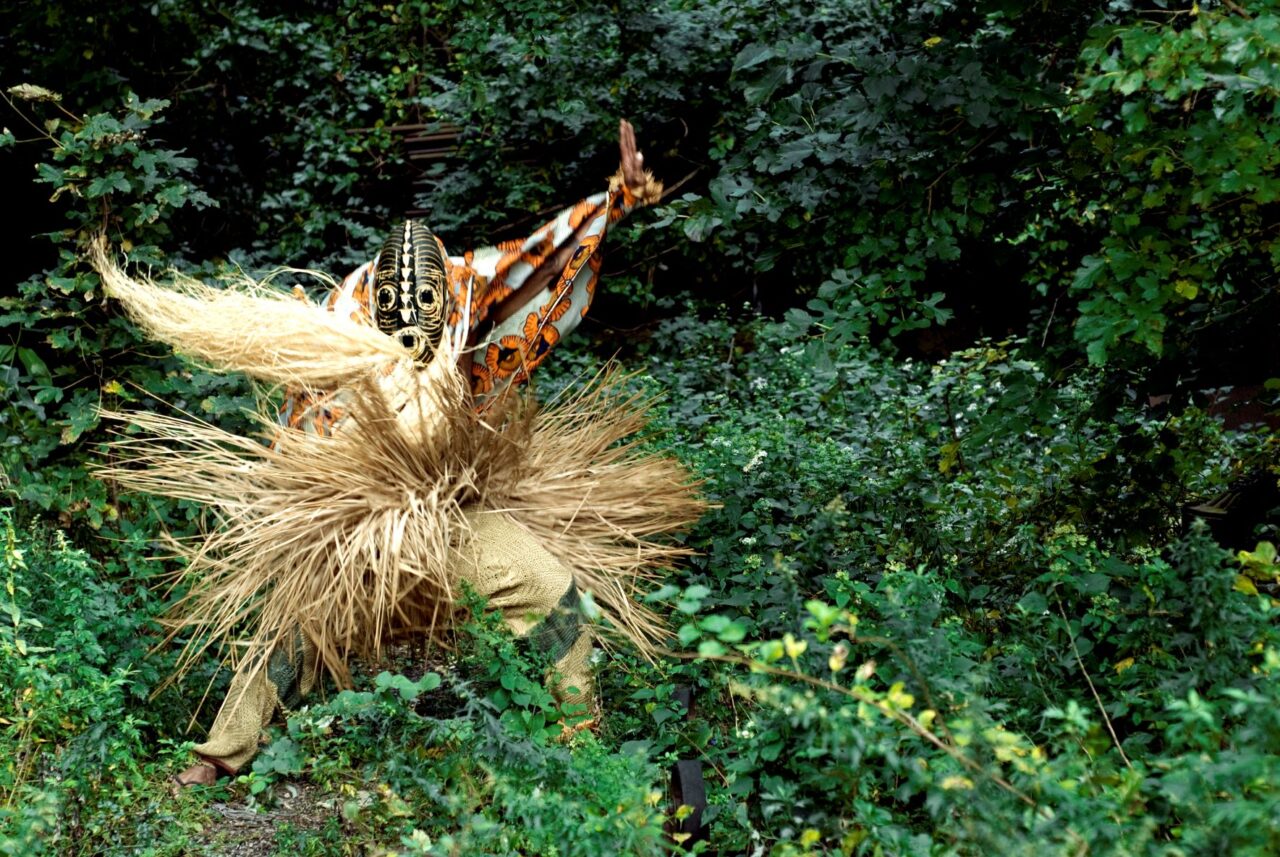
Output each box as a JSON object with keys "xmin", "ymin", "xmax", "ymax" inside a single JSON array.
[
  {"xmin": 1024, "ymin": 2, "xmax": 1280, "ymax": 364},
  {"xmin": 626, "ymin": 318, "xmax": 1278, "ymax": 853},
  {"xmin": 452, "ymin": 589, "xmax": 592, "ymax": 740},
  {"xmin": 0, "ymin": 508, "xmax": 201, "ymax": 855},
  {"xmin": 7, "ymin": 0, "xmax": 1278, "ymax": 374},
  {"xmin": 0, "ymin": 88, "xmax": 236, "ymax": 526},
  {"xmin": 682, "ymin": 1, "xmax": 1085, "ymax": 340},
  {"xmin": 244, "ymin": 601, "xmax": 666, "ymax": 855},
  {"xmin": 4, "ymin": 316, "xmax": 1277, "ymax": 853},
  {"xmin": 3, "ymin": 1, "xmax": 1279, "ymax": 854},
  {"xmin": 497, "ymin": 320, "xmax": 1248, "ymax": 854}
]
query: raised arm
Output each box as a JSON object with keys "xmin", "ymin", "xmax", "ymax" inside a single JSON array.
[
  {"xmin": 320, "ymin": 121, "xmax": 663, "ymax": 407},
  {"xmin": 455, "ymin": 120, "xmax": 663, "ymax": 401}
]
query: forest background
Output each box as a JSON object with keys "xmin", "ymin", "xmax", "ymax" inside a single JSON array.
[{"xmin": 2, "ymin": 0, "xmax": 1279, "ymax": 854}]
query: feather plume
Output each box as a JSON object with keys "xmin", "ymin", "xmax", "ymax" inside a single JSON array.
[{"xmin": 608, "ymin": 169, "xmax": 664, "ymax": 208}]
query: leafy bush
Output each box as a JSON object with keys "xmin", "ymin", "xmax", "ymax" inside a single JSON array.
[
  {"xmin": 246, "ymin": 599, "xmax": 667, "ymax": 856},
  {"xmin": 0, "ymin": 508, "xmax": 199, "ymax": 855},
  {"xmin": 0, "ymin": 89, "xmax": 235, "ymax": 527},
  {"xmin": 1025, "ymin": 3, "xmax": 1280, "ymax": 365},
  {"xmin": 3, "ymin": 1, "xmax": 1279, "ymax": 854},
  {"xmin": 2, "ymin": 314, "xmax": 1276, "ymax": 854}
]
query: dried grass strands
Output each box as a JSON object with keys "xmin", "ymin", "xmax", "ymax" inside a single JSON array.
[
  {"xmin": 100, "ymin": 349, "xmax": 481, "ymax": 689},
  {"xmin": 101, "ymin": 346, "xmax": 703, "ymax": 686},
  {"xmin": 88, "ymin": 239, "xmax": 408, "ymax": 388},
  {"xmin": 499, "ymin": 371, "xmax": 708, "ymax": 654}
]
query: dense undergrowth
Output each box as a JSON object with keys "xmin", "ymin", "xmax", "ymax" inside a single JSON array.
[
  {"xmin": 4, "ymin": 321, "xmax": 1278, "ymax": 854},
  {"xmin": 3, "ymin": 0, "xmax": 1280, "ymax": 854}
]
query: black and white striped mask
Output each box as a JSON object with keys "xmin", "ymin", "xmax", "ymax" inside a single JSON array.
[{"xmin": 373, "ymin": 220, "xmax": 450, "ymax": 364}]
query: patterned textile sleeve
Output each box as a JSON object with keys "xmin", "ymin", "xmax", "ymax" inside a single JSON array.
[
  {"xmin": 280, "ymin": 162, "xmax": 657, "ymax": 431},
  {"xmin": 325, "ymin": 261, "xmax": 376, "ymax": 327},
  {"xmin": 448, "ymin": 181, "xmax": 648, "ymax": 404}
]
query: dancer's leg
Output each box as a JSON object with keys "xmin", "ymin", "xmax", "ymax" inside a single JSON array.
[
  {"xmin": 458, "ymin": 511, "xmax": 595, "ymax": 707},
  {"xmin": 177, "ymin": 632, "xmax": 318, "ymax": 782},
  {"xmin": 177, "ymin": 512, "xmax": 592, "ymax": 785}
]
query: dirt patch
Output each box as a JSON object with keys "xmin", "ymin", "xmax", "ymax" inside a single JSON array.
[{"xmin": 199, "ymin": 780, "xmax": 334, "ymax": 856}]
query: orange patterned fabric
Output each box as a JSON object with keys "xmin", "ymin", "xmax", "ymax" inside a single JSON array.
[
  {"xmin": 445, "ymin": 189, "xmax": 634, "ymax": 400},
  {"xmin": 281, "ymin": 184, "xmax": 645, "ymax": 434}
]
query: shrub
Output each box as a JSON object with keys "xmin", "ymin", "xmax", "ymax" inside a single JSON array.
[{"xmin": 0, "ymin": 508, "xmax": 199, "ymax": 855}]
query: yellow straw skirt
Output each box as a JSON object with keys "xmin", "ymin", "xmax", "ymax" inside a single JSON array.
[{"xmin": 90, "ymin": 245, "xmax": 705, "ymax": 695}]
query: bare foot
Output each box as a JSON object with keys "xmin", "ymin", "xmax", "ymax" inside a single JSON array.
[
  {"xmin": 173, "ymin": 760, "xmax": 219, "ymax": 788},
  {"xmin": 558, "ymin": 716, "xmax": 598, "ymax": 743}
]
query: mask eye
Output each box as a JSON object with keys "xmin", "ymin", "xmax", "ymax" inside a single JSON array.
[
  {"xmin": 416, "ymin": 284, "xmax": 437, "ymax": 308},
  {"xmin": 376, "ymin": 284, "xmax": 398, "ymax": 312}
]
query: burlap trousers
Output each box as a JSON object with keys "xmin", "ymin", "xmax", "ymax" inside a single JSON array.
[{"xmin": 193, "ymin": 511, "xmax": 593, "ymax": 771}]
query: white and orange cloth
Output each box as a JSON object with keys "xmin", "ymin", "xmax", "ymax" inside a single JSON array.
[{"xmin": 279, "ymin": 174, "xmax": 657, "ymax": 439}]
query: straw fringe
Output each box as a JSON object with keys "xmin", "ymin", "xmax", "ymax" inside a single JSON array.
[
  {"xmin": 95, "ymin": 248, "xmax": 705, "ymax": 690},
  {"xmin": 508, "ymin": 375, "xmax": 705, "ymax": 650},
  {"xmin": 88, "ymin": 238, "xmax": 409, "ymax": 388},
  {"xmin": 101, "ymin": 356, "xmax": 480, "ymax": 689}
]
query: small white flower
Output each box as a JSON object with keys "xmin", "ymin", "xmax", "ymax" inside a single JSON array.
[{"xmin": 743, "ymin": 449, "xmax": 768, "ymax": 472}]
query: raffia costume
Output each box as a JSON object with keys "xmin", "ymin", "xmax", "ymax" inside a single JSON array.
[{"xmin": 92, "ymin": 128, "xmax": 703, "ymax": 774}]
